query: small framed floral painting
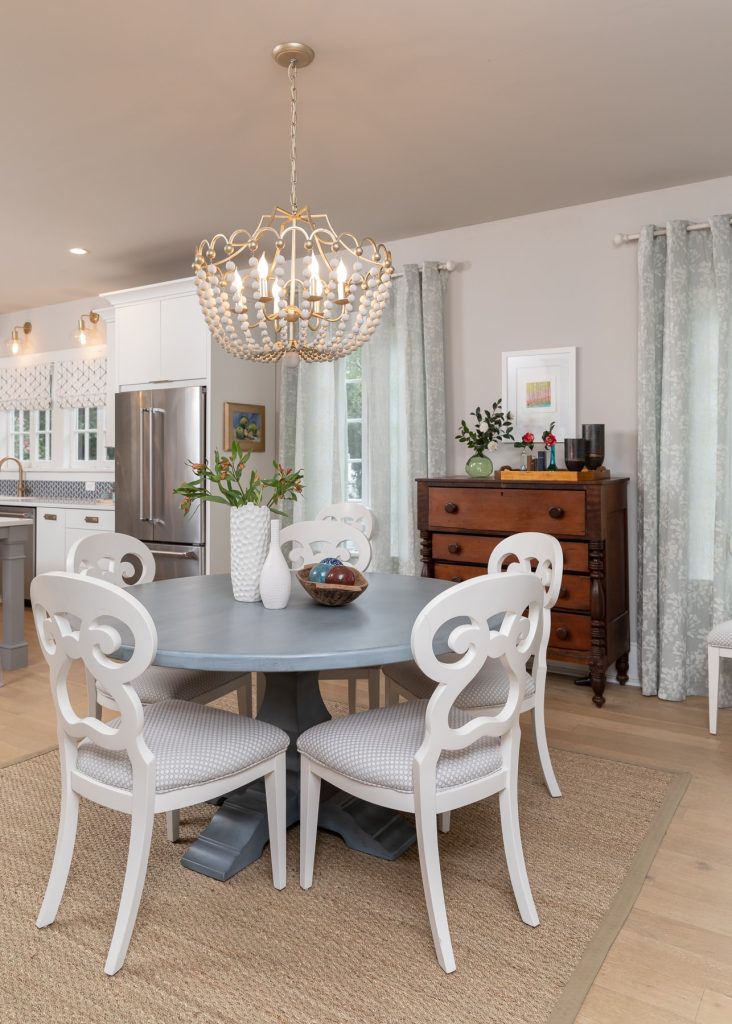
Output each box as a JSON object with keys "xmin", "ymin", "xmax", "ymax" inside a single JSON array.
[
  {"xmin": 502, "ymin": 347, "xmax": 576, "ymax": 440},
  {"xmin": 223, "ymin": 402, "xmax": 265, "ymax": 452}
]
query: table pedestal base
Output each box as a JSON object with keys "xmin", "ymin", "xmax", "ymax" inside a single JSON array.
[{"xmin": 181, "ymin": 670, "xmax": 416, "ymax": 880}]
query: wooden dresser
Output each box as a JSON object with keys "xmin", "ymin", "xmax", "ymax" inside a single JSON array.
[{"xmin": 417, "ymin": 476, "xmax": 630, "ymax": 706}]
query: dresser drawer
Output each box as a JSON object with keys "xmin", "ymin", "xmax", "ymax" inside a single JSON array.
[
  {"xmin": 428, "ymin": 487, "xmax": 586, "ymax": 535},
  {"xmin": 432, "ymin": 532, "xmax": 589, "ymax": 574},
  {"xmin": 432, "ymin": 534, "xmax": 499, "ymax": 565},
  {"xmin": 433, "ymin": 563, "xmax": 486, "ymax": 584},
  {"xmin": 556, "ymin": 575, "xmax": 590, "ymax": 611},
  {"xmin": 65, "ymin": 508, "xmax": 115, "ymax": 531},
  {"xmin": 548, "ymin": 612, "xmax": 591, "ymax": 652}
]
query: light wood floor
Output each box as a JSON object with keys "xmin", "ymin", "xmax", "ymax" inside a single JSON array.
[{"xmin": 2, "ymin": 610, "xmax": 730, "ymax": 1023}]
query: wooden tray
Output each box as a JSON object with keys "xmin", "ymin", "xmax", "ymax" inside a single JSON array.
[
  {"xmin": 498, "ymin": 467, "xmax": 610, "ymax": 482},
  {"xmin": 296, "ymin": 565, "xmax": 369, "ymax": 606}
]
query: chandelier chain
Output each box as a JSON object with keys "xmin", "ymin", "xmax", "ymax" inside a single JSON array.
[{"xmin": 289, "ymin": 60, "xmax": 298, "ymax": 214}]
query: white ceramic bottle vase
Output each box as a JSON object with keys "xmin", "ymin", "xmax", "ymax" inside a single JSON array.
[{"xmin": 259, "ymin": 518, "xmax": 292, "ymax": 610}]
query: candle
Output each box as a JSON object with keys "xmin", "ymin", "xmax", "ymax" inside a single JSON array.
[
  {"xmin": 336, "ymin": 259, "xmax": 347, "ymax": 301},
  {"xmin": 257, "ymin": 254, "xmax": 269, "ymax": 298},
  {"xmin": 309, "ymin": 254, "xmax": 323, "ymax": 299}
]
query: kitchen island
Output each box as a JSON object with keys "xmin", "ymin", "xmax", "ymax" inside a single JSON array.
[{"xmin": 0, "ymin": 517, "xmax": 29, "ymax": 674}]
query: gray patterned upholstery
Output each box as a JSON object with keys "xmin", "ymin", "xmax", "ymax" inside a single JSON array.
[
  {"xmin": 76, "ymin": 699, "xmax": 288, "ymax": 793},
  {"xmin": 99, "ymin": 666, "xmax": 245, "ymax": 705},
  {"xmin": 708, "ymin": 621, "xmax": 732, "ymax": 648},
  {"xmin": 386, "ymin": 658, "xmax": 534, "ymax": 709},
  {"xmin": 297, "ymin": 700, "xmax": 502, "ymax": 793}
]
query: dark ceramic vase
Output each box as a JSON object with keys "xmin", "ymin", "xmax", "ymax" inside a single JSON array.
[
  {"xmin": 564, "ymin": 437, "xmax": 588, "ymax": 471},
  {"xmin": 582, "ymin": 424, "xmax": 605, "ymax": 470}
]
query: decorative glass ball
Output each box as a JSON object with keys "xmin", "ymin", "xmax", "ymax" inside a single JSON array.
[
  {"xmin": 308, "ymin": 563, "xmax": 331, "ymax": 583},
  {"xmin": 326, "ymin": 565, "xmax": 356, "ymax": 586},
  {"xmin": 319, "ymin": 557, "xmax": 343, "ymax": 566}
]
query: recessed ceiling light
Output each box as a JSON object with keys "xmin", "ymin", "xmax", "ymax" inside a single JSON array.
[{"xmin": 68, "ymin": 247, "xmax": 88, "ymax": 256}]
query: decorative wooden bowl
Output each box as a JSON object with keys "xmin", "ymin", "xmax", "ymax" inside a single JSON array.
[{"xmin": 296, "ymin": 565, "xmax": 369, "ymax": 606}]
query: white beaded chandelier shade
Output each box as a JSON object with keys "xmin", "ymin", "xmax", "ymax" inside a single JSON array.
[{"xmin": 194, "ymin": 43, "xmax": 394, "ymax": 364}]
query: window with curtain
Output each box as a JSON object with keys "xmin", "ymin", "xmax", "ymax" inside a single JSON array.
[
  {"xmin": 279, "ymin": 262, "xmax": 447, "ymax": 574},
  {"xmin": 637, "ymin": 215, "xmax": 732, "ymax": 707},
  {"xmin": 345, "ymin": 351, "xmax": 365, "ymax": 502}
]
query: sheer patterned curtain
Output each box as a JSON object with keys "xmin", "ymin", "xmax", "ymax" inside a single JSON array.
[
  {"xmin": 278, "ymin": 261, "xmax": 446, "ymax": 573},
  {"xmin": 637, "ymin": 216, "xmax": 732, "ymax": 705}
]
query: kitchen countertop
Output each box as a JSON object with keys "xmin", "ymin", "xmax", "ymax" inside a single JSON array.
[{"xmin": 0, "ymin": 496, "xmax": 115, "ymax": 510}]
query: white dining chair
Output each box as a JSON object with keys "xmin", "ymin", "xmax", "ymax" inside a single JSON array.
[
  {"xmin": 314, "ymin": 503, "xmax": 381, "ymax": 713},
  {"xmin": 279, "ymin": 519, "xmax": 372, "ymax": 573},
  {"xmin": 384, "ymin": 532, "xmax": 563, "ymax": 806},
  {"xmin": 298, "ymin": 570, "xmax": 544, "ymax": 973},
  {"xmin": 32, "ymin": 571, "xmax": 288, "ymax": 976},
  {"xmin": 68, "ymin": 532, "xmax": 256, "ymax": 840},
  {"xmin": 707, "ymin": 621, "xmax": 732, "ymax": 734}
]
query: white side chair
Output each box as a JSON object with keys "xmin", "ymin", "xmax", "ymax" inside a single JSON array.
[
  {"xmin": 276, "ymin": 519, "xmax": 374, "ymax": 714},
  {"xmin": 385, "ymin": 532, "xmax": 563, "ymax": 804},
  {"xmin": 315, "ymin": 503, "xmax": 380, "ymax": 713},
  {"xmin": 315, "ymin": 501, "xmax": 375, "ymax": 540},
  {"xmin": 279, "ymin": 519, "xmax": 372, "ymax": 573},
  {"xmin": 707, "ymin": 621, "xmax": 732, "ymax": 734},
  {"xmin": 298, "ymin": 571, "xmax": 544, "ymax": 973},
  {"xmin": 32, "ymin": 571, "xmax": 288, "ymax": 976},
  {"xmin": 68, "ymin": 532, "xmax": 256, "ymax": 841}
]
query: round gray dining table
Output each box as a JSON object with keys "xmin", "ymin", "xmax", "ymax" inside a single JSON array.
[{"xmin": 125, "ymin": 571, "xmax": 451, "ymax": 881}]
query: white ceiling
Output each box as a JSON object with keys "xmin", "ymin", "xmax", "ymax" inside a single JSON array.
[{"xmin": 3, "ymin": 0, "xmax": 732, "ymax": 313}]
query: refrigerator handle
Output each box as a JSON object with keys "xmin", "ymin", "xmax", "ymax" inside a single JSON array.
[
  {"xmin": 151, "ymin": 407, "xmax": 165, "ymax": 525},
  {"xmin": 139, "ymin": 407, "xmax": 149, "ymax": 523}
]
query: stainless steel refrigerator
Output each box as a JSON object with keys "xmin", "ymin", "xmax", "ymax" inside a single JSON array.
[{"xmin": 115, "ymin": 386, "xmax": 206, "ymax": 581}]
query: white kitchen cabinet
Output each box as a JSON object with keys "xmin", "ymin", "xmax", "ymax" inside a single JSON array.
[
  {"xmin": 115, "ymin": 301, "xmax": 161, "ymax": 386},
  {"xmin": 35, "ymin": 507, "xmax": 67, "ymax": 574},
  {"xmin": 109, "ymin": 281, "xmax": 209, "ymax": 389},
  {"xmin": 35, "ymin": 506, "xmax": 116, "ymax": 576},
  {"xmin": 161, "ymin": 294, "xmax": 208, "ymax": 381}
]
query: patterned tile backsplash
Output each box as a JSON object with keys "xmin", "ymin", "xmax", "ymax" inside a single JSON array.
[{"xmin": 0, "ymin": 479, "xmax": 115, "ymax": 501}]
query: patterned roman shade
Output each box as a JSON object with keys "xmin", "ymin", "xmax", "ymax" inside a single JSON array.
[
  {"xmin": 54, "ymin": 356, "xmax": 107, "ymax": 409},
  {"xmin": 0, "ymin": 362, "xmax": 52, "ymax": 411}
]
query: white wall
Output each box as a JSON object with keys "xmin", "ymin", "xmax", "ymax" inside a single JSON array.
[
  {"xmin": 386, "ymin": 173, "xmax": 732, "ymax": 645},
  {"xmin": 0, "ymin": 296, "xmax": 109, "ymax": 353}
]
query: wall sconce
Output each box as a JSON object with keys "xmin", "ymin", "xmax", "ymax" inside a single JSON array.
[
  {"xmin": 6, "ymin": 322, "xmax": 32, "ymax": 356},
  {"xmin": 74, "ymin": 310, "xmax": 100, "ymax": 346}
]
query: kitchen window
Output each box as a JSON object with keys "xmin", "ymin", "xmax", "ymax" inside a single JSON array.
[
  {"xmin": 71, "ymin": 407, "xmax": 114, "ymax": 466},
  {"xmin": 8, "ymin": 409, "xmax": 52, "ymax": 463},
  {"xmin": 345, "ymin": 350, "xmax": 365, "ymax": 502}
]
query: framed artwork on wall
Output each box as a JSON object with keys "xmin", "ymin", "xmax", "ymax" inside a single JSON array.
[
  {"xmin": 223, "ymin": 402, "xmax": 266, "ymax": 452},
  {"xmin": 502, "ymin": 347, "xmax": 576, "ymax": 440}
]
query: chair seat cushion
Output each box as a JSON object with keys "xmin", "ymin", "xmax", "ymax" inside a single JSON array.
[
  {"xmin": 386, "ymin": 658, "xmax": 534, "ymax": 709},
  {"xmin": 76, "ymin": 700, "xmax": 288, "ymax": 794},
  {"xmin": 708, "ymin": 621, "xmax": 732, "ymax": 648},
  {"xmin": 297, "ymin": 700, "xmax": 502, "ymax": 793},
  {"xmin": 101, "ymin": 665, "xmax": 246, "ymax": 705}
]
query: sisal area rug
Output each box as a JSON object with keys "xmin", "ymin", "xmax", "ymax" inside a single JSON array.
[{"xmin": 0, "ymin": 718, "xmax": 686, "ymax": 1024}]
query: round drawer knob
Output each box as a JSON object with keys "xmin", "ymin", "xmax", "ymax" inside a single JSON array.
[
  {"xmin": 559, "ymin": 588, "xmax": 569, "ymax": 599},
  {"xmin": 451, "ymin": 575, "xmax": 463, "ymax": 583},
  {"xmin": 444, "ymin": 502, "xmax": 459, "ymax": 514},
  {"xmin": 448, "ymin": 542, "xmax": 461, "ymax": 554},
  {"xmin": 548, "ymin": 506, "xmax": 564, "ymax": 519},
  {"xmin": 555, "ymin": 626, "xmax": 569, "ymax": 640}
]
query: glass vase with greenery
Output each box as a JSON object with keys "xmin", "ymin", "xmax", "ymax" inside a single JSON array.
[{"xmin": 455, "ymin": 401, "xmax": 514, "ymax": 477}]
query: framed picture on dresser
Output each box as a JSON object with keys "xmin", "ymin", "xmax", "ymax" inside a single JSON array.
[{"xmin": 501, "ymin": 346, "xmax": 576, "ymax": 440}]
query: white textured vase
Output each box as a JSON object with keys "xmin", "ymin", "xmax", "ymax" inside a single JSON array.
[
  {"xmin": 230, "ymin": 505, "xmax": 271, "ymax": 602},
  {"xmin": 259, "ymin": 519, "xmax": 292, "ymax": 610}
]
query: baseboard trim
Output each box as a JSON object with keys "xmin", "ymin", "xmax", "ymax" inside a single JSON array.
[{"xmin": 549, "ymin": 641, "xmax": 640, "ymax": 688}]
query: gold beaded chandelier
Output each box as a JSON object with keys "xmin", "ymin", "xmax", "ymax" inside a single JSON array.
[{"xmin": 193, "ymin": 43, "xmax": 394, "ymax": 364}]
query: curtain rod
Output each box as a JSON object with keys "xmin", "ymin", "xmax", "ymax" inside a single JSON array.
[
  {"xmin": 613, "ymin": 219, "xmax": 732, "ymax": 245},
  {"xmin": 390, "ymin": 260, "xmax": 456, "ymax": 280}
]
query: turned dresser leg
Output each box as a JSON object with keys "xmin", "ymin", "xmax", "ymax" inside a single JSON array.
[
  {"xmin": 590, "ymin": 666, "xmax": 606, "ymax": 707},
  {"xmin": 615, "ymin": 652, "xmax": 629, "ymax": 684}
]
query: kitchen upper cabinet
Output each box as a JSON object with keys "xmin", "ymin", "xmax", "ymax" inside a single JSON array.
[
  {"xmin": 111, "ymin": 284, "xmax": 209, "ymax": 389},
  {"xmin": 160, "ymin": 294, "xmax": 208, "ymax": 382},
  {"xmin": 116, "ymin": 301, "xmax": 161, "ymax": 386}
]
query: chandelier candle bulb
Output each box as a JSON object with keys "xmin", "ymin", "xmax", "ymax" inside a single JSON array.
[{"xmin": 336, "ymin": 259, "xmax": 348, "ymax": 302}]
